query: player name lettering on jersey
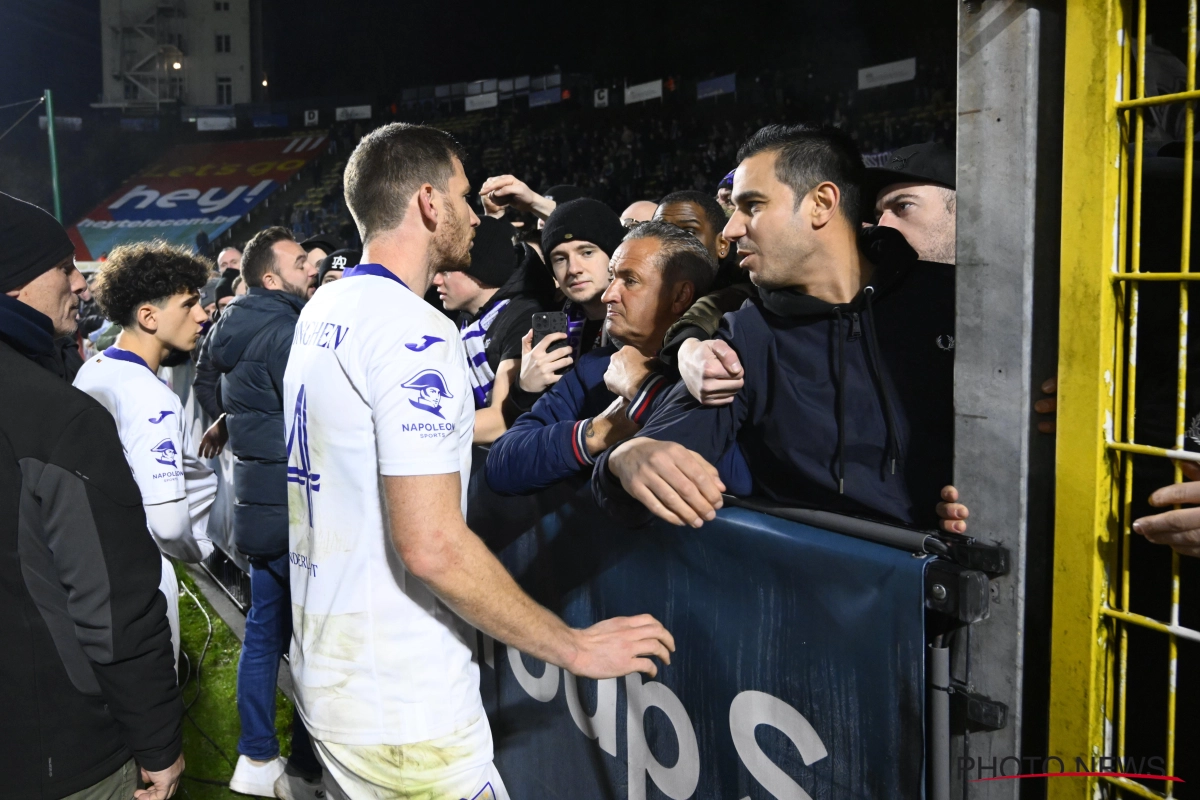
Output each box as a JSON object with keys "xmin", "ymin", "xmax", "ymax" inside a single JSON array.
[
  {"xmin": 289, "ymin": 551, "xmax": 318, "ymax": 577},
  {"xmin": 294, "ymin": 320, "xmax": 351, "ymax": 351}
]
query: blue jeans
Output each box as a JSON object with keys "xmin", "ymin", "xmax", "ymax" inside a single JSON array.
[{"xmin": 236, "ymin": 554, "xmax": 320, "ymax": 777}]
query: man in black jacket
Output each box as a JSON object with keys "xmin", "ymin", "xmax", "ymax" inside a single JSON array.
[
  {"xmin": 593, "ymin": 125, "xmax": 958, "ymax": 531},
  {"xmin": 0, "ymin": 191, "xmax": 183, "ymax": 799},
  {"xmin": 202, "ymin": 225, "xmax": 324, "ymax": 798}
]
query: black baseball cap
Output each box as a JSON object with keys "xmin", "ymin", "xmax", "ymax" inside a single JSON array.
[
  {"xmin": 864, "ymin": 143, "xmax": 956, "ymax": 201},
  {"xmin": 300, "ymin": 235, "xmax": 342, "ymax": 255}
]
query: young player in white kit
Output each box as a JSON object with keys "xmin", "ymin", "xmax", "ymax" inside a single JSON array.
[
  {"xmin": 284, "ymin": 124, "xmax": 676, "ymax": 800},
  {"xmin": 74, "ymin": 242, "xmax": 218, "ymax": 664}
]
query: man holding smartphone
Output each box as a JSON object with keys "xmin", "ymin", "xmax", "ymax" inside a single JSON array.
[{"xmin": 505, "ymin": 198, "xmax": 628, "ymax": 416}]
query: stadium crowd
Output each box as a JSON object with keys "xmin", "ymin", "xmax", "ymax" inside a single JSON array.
[{"xmin": 2, "ymin": 113, "xmax": 1197, "ymax": 800}]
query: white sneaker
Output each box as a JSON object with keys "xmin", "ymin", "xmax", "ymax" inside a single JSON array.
[
  {"xmin": 274, "ymin": 768, "xmax": 327, "ymax": 800},
  {"xmin": 229, "ymin": 755, "xmax": 287, "ymax": 797}
]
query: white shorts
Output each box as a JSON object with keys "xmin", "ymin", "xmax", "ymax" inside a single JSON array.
[{"xmin": 314, "ymin": 715, "xmax": 509, "ymax": 800}]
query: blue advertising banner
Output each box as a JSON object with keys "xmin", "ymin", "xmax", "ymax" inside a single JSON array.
[
  {"xmin": 471, "ymin": 483, "xmax": 930, "ymax": 799},
  {"xmin": 529, "ymin": 87, "xmax": 562, "ymax": 108},
  {"xmin": 697, "ymin": 73, "xmax": 737, "ymax": 100}
]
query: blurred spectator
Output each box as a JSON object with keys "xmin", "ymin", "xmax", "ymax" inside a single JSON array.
[
  {"xmin": 594, "ymin": 125, "xmax": 956, "ymax": 530},
  {"xmin": 218, "ymin": 244, "xmax": 244, "ymax": 273},
  {"xmin": 716, "ymin": 169, "xmax": 736, "ymax": 215},
  {"xmin": 0, "ymin": 191, "xmax": 184, "ymax": 800},
  {"xmin": 620, "ymin": 200, "xmax": 659, "ymax": 226},
  {"xmin": 300, "ymin": 235, "xmax": 341, "ymax": 278},
  {"xmin": 318, "ymin": 247, "xmax": 360, "ymax": 287},
  {"xmin": 505, "ymin": 198, "xmax": 627, "ymax": 418},
  {"xmin": 431, "ymin": 217, "xmax": 546, "ymax": 443},
  {"xmin": 199, "ymin": 226, "xmax": 325, "ymax": 798},
  {"xmin": 865, "ymin": 142, "xmax": 956, "ymax": 264}
]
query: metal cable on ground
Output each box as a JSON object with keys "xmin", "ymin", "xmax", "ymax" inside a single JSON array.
[
  {"xmin": 178, "ymin": 580, "xmax": 237, "ymax": 783},
  {"xmin": 0, "ymin": 97, "xmax": 44, "ymax": 145}
]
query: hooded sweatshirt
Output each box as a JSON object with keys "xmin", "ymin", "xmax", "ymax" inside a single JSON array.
[
  {"xmin": 205, "ymin": 287, "xmax": 306, "ymax": 558},
  {"xmin": 593, "ymin": 227, "xmax": 955, "ymax": 529}
]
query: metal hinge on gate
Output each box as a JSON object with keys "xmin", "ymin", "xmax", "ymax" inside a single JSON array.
[
  {"xmin": 948, "ymin": 681, "xmax": 1009, "ymax": 732},
  {"xmin": 925, "ymin": 560, "xmax": 991, "ymax": 623},
  {"xmin": 939, "ymin": 537, "xmax": 1010, "ymax": 577}
]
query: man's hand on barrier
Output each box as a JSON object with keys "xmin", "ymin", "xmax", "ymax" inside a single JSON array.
[
  {"xmin": 585, "ymin": 397, "xmax": 641, "ymax": 457},
  {"xmin": 479, "ymin": 175, "xmax": 557, "ymax": 219},
  {"xmin": 935, "ymin": 485, "xmax": 969, "ymax": 534},
  {"xmin": 134, "ymin": 753, "xmax": 184, "ymax": 800},
  {"xmin": 1035, "ymin": 375, "xmax": 1057, "ymax": 434},
  {"xmin": 568, "ymin": 614, "xmax": 676, "ymax": 679},
  {"xmin": 604, "ymin": 346, "xmax": 655, "ymax": 401},
  {"xmin": 679, "ymin": 339, "xmax": 744, "ymax": 406},
  {"xmin": 609, "ymin": 438, "xmax": 725, "ymax": 527},
  {"xmin": 197, "ymin": 415, "xmax": 228, "ymax": 459},
  {"xmin": 1132, "ymin": 460, "xmax": 1200, "ymax": 557},
  {"xmin": 519, "ymin": 329, "xmax": 573, "ymax": 393}
]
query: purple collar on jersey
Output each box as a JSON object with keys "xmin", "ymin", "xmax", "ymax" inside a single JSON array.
[
  {"xmin": 102, "ymin": 346, "xmax": 154, "ymax": 373},
  {"xmin": 342, "ymin": 263, "xmax": 410, "ymax": 290}
]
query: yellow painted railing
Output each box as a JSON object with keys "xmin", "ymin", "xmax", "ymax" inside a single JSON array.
[{"xmin": 1050, "ymin": 0, "xmax": 1197, "ymax": 797}]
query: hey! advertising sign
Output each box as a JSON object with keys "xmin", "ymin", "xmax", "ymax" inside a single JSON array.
[{"xmin": 68, "ymin": 134, "xmax": 327, "ymax": 259}]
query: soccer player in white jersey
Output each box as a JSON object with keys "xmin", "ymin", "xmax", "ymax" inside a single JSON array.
[
  {"xmin": 284, "ymin": 123, "xmax": 676, "ymax": 800},
  {"xmin": 74, "ymin": 241, "xmax": 218, "ymax": 664}
]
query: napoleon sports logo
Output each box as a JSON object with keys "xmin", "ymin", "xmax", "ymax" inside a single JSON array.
[
  {"xmin": 403, "ymin": 369, "xmax": 454, "ymax": 418},
  {"xmin": 286, "ymin": 385, "xmax": 321, "ymax": 526},
  {"xmin": 151, "ymin": 438, "xmax": 178, "ymax": 467}
]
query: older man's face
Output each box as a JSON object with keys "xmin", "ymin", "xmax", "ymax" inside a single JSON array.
[
  {"xmin": 874, "ymin": 182, "xmax": 957, "ymax": 264},
  {"xmin": 218, "ymin": 247, "xmax": 242, "ymax": 272},
  {"xmin": 8, "ymin": 257, "xmax": 87, "ymax": 336}
]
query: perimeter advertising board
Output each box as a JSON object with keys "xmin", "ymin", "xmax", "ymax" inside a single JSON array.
[
  {"xmin": 68, "ymin": 135, "xmax": 326, "ymax": 259},
  {"xmin": 469, "ymin": 480, "xmax": 930, "ymax": 799}
]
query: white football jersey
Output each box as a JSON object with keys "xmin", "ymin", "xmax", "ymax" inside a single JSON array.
[{"xmin": 283, "ymin": 263, "xmax": 483, "ymax": 753}]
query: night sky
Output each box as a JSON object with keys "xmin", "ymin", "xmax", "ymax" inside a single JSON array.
[{"xmin": 1, "ymin": 0, "xmax": 954, "ymax": 112}]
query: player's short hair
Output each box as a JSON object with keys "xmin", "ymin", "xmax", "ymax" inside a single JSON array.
[
  {"xmin": 620, "ymin": 220, "xmax": 717, "ymax": 294},
  {"xmin": 93, "ymin": 240, "xmax": 211, "ymax": 327},
  {"xmin": 737, "ymin": 124, "xmax": 865, "ymax": 224},
  {"xmin": 657, "ymin": 190, "xmax": 729, "ymax": 234},
  {"xmin": 241, "ymin": 226, "xmax": 295, "ymax": 288},
  {"xmin": 344, "ymin": 123, "xmax": 467, "ymax": 245}
]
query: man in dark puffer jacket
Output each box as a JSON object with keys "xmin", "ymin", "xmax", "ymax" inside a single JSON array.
[{"xmin": 202, "ymin": 226, "xmax": 325, "ymax": 797}]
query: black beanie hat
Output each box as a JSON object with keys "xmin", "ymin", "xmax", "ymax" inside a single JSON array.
[
  {"xmin": 541, "ymin": 198, "xmax": 626, "ymax": 260},
  {"xmin": 214, "ymin": 274, "xmax": 237, "ymax": 302},
  {"xmin": 318, "ymin": 248, "xmax": 361, "ymax": 284},
  {"xmin": 0, "ymin": 192, "xmax": 76, "ymax": 293},
  {"xmin": 465, "ymin": 217, "xmax": 517, "ymax": 288},
  {"xmin": 543, "ymin": 184, "xmax": 586, "ymax": 205}
]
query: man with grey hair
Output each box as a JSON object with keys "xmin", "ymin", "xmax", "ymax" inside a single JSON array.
[{"xmin": 486, "ymin": 221, "xmax": 748, "ymax": 495}]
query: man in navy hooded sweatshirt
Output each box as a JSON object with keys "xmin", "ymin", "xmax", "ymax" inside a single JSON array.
[{"xmin": 593, "ymin": 125, "xmax": 964, "ymax": 533}]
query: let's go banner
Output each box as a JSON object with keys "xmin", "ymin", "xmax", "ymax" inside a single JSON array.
[{"xmin": 68, "ymin": 134, "xmax": 327, "ymax": 259}]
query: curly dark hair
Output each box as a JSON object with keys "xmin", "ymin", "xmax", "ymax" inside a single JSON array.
[{"xmin": 93, "ymin": 240, "xmax": 212, "ymax": 327}]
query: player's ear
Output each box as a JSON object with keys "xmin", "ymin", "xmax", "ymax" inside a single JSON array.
[
  {"xmin": 417, "ymin": 183, "xmax": 438, "ymax": 230},
  {"xmin": 136, "ymin": 301, "xmax": 159, "ymax": 333}
]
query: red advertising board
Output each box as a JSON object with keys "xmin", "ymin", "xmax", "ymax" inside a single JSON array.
[{"xmin": 68, "ymin": 134, "xmax": 327, "ymax": 259}]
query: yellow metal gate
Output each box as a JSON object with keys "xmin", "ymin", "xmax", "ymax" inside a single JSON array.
[{"xmin": 1051, "ymin": 0, "xmax": 1198, "ymax": 797}]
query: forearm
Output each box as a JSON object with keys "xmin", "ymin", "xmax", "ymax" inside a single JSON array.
[
  {"xmin": 473, "ymin": 405, "xmax": 508, "ymax": 444},
  {"xmin": 145, "ymin": 498, "xmax": 206, "ymax": 563},
  {"xmin": 386, "ymin": 475, "xmax": 578, "ymax": 669},
  {"xmin": 485, "ymin": 418, "xmax": 587, "ymax": 495}
]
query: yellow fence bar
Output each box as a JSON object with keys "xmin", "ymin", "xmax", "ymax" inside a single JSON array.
[
  {"xmin": 1101, "ymin": 606, "xmax": 1200, "ymax": 644},
  {"xmin": 1112, "ymin": 272, "xmax": 1200, "ymax": 280},
  {"xmin": 1048, "ymin": 0, "xmax": 1126, "ymax": 796},
  {"xmin": 1115, "ymin": 86, "xmax": 1200, "ymax": 109}
]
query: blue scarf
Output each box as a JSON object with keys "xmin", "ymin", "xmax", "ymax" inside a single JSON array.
[{"xmin": 460, "ymin": 298, "xmax": 511, "ymax": 409}]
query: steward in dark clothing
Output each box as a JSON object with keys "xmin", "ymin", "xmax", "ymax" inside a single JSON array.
[
  {"xmin": 205, "ymin": 287, "xmax": 305, "ymax": 558},
  {"xmin": 594, "ymin": 227, "xmax": 955, "ymax": 530},
  {"xmin": 0, "ymin": 294, "xmax": 182, "ymax": 798}
]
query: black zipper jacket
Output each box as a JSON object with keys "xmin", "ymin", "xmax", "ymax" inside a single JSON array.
[
  {"xmin": 592, "ymin": 227, "xmax": 955, "ymax": 529},
  {"xmin": 0, "ymin": 293, "xmax": 182, "ymax": 798}
]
